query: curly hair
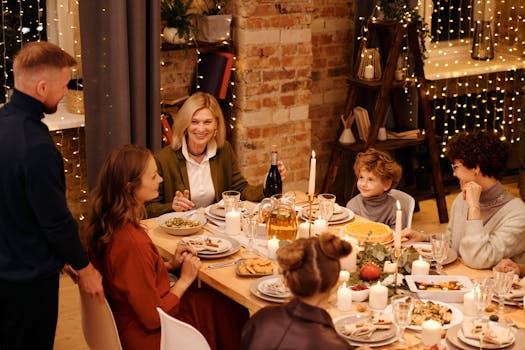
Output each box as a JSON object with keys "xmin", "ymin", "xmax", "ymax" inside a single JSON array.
[
  {"xmin": 445, "ymin": 130, "xmax": 511, "ymax": 179},
  {"xmin": 353, "ymin": 148, "xmax": 402, "ymax": 190},
  {"xmin": 83, "ymin": 144, "xmax": 151, "ymax": 256},
  {"xmin": 276, "ymin": 233, "xmax": 352, "ymax": 297}
]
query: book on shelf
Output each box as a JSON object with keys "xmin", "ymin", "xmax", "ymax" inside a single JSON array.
[
  {"xmin": 193, "ymin": 51, "xmax": 234, "ymax": 99},
  {"xmin": 353, "ymin": 106, "xmax": 370, "ymax": 141},
  {"xmin": 386, "ymin": 129, "xmax": 420, "ymax": 140}
]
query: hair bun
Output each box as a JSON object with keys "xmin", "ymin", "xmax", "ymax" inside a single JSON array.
[
  {"xmin": 277, "ymin": 239, "xmax": 308, "ymax": 270},
  {"xmin": 319, "ymin": 233, "xmax": 352, "ymax": 259}
]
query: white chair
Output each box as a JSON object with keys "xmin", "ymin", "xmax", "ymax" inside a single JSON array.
[
  {"xmin": 78, "ymin": 287, "xmax": 123, "ymax": 350},
  {"xmin": 390, "ymin": 189, "xmax": 416, "ymax": 228},
  {"xmin": 156, "ymin": 307, "xmax": 211, "ymax": 350}
]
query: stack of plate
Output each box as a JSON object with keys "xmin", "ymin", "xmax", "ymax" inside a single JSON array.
[
  {"xmin": 446, "ymin": 322, "xmax": 517, "ymax": 349},
  {"xmin": 250, "ymin": 275, "xmax": 292, "ymax": 303},
  {"xmin": 333, "ymin": 314, "xmax": 397, "ymax": 347},
  {"xmin": 181, "ymin": 234, "xmax": 240, "ymax": 259},
  {"xmin": 299, "ymin": 204, "xmax": 354, "ymax": 225}
]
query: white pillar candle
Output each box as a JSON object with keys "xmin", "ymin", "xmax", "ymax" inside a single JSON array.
[
  {"xmin": 313, "ymin": 218, "xmax": 328, "ymax": 235},
  {"xmin": 308, "ymin": 151, "xmax": 316, "ymax": 196},
  {"xmin": 394, "ymin": 200, "xmax": 402, "ymax": 250},
  {"xmin": 364, "ymin": 65, "xmax": 374, "ymax": 80},
  {"xmin": 337, "ymin": 282, "xmax": 352, "ymax": 311},
  {"xmin": 411, "ymin": 256, "xmax": 430, "ymax": 275},
  {"xmin": 267, "ymin": 236, "xmax": 279, "ymax": 260},
  {"xmin": 463, "ymin": 291, "xmax": 477, "ymax": 316},
  {"xmin": 297, "ymin": 221, "xmax": 310, "ymax": 239},
  {"xmin": 368, "ymin": 281, "xmax": 388, "ymax": 309},
  {"xmin": 421, "ymin": 319, "xmax": 442, "ymax": 346},
  {"xmin": 339, "ymin": 270, "xmax": 350, "ymax": 283},
  {"xmin": 225, "ymin": 210, "xmax": 241, "ymax": 235},
  {"xmin": 384, "ymin": 261, "xmax": 398, "ymax": 274},
  {"xmin": 340, "ymin": 235, "xmax": 358, "ymax": 272}
]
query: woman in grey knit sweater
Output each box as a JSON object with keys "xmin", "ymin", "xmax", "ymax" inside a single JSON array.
[{"xmin": 407, "ymin": 131, "xmax": 525, "ymax": 269}]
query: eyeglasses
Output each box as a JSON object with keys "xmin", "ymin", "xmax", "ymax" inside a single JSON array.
[{"xmin": 451, "ymin": 163, "xmax": 463, "ymax": 172}]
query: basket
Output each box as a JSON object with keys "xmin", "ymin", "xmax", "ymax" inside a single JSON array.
[{"xmin": 66, "ymin": 89, "xmax": 85, "ymax": 114}]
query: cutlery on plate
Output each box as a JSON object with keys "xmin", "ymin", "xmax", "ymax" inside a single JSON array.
[{"xmin": 206, "ymin": 260, "xmax": 238, "ymax": 269}]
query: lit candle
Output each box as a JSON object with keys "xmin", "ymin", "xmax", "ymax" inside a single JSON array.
[
  {"xmin": 339, "ymin": 270, "xmax": 350, "ymax": 283},
  {"xmin": 340, "ymin": 235, "xmax": 358, "ymax": 272},
  {"xmin": 364, "ymin": 64, "xmax": 374, "ymax": 80},
  {"xmin": 411, "ymin": 256, "xmax": 430, "ymax": 275},
  {"xmin": 308, "ymin": 151, "xmax": 316, "ymax": 196},
  {"xmin": 394, "ymin": 200, "xmax": 402, "ymax": 250},
  {"xmin": 297, "ymin": 221, "xmax": 310, "ymax": 239},
  {"xmin": 368, "ymin": 281, "xmax": 388, "ymax": 309},
  {"xmin": 337, "ymin": 282, "xmax": 352, "ymax": 311},
  {"xmin": 383, "ymin": 261, "xmax": 398, "ymax": 274},
  {"xmin": 313, "ymin": 218, "xmax": 328, "ymax": 235},
  {"xmin": 421, "ymin": 319, "xmax": 442, "ymax": 346},
  {"xmin": 463, "ymin": 291, "xmax": 477, "ymax": 316},
  {"xmin": 267, "ymin": 236, "xmax": 279, "ymax": 260},
  {"xmin": 225, "ymin": 210, "xmax": 241, "ymax": 235}
]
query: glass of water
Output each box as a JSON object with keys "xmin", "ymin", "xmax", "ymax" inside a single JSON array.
[
  {"xmin": 430, "ymin": 233, "xmax": 448, "ymax": 274},
  {"xmin": 391, "ymin": 295, "xmax": 414, "ymax": 346},
  {"xmin": 492, "ymin": 269, "xmax": 515, "ymax": 314}
]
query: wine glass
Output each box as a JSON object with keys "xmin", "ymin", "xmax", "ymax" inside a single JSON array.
[
  {"xmin": 241, "ymin": 214, "xmax": 258, "ymax": 258},
  {"xmin": 473, "ymin": 278, "xmax": 495, "ymax": 320},
  {"xmin": 391, "ymin": 295, "xmax": 414, "ymax": 346},
  {"xmin": 492, "ymin": 269, "xmax": 515, "ymax": 314},
  {"xmin": 430, "ymin": 233, "xmax": 448, "ymax": 274}
]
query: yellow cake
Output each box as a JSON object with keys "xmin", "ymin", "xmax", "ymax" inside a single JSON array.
[{"xmin": 343, "ymin": 221, "xmax": 393, "ymax": 243}]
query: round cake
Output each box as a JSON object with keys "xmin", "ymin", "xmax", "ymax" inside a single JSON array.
[{"xmin": 343, "ymin": 221, "xmax": 393, "ymax": 243}]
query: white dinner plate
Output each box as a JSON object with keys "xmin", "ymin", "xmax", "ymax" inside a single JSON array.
[
  {"xmin": 405, "ymin": 242, "xmax": 458, "ymax": 266},
  {"xmin": 384, "ymin": 297, "xmax": 463, "ymax": 331},
  {"xmin": 250, "ymin": 275, "xmax": 291, "ymax": 303},
  {"xmin": 182, "ymin": 235, "xmax": 232, "ymax": 254},
  {"xmin": 333, "ymin": 314, "xmax": 396, "ymax": 343},
  {"xmin": 457, "ymin": 323, "xmax": 515, "ymax": 349},
  {"xmin": 257, "ymin": 275, "xmax": 292, "ymax": 298},
  {"xmin": 332, "ymin": 315, "xmax": 398, "ymax": 348},
  {"xmin": 299, "ymin": 207, "xmax": 355, "ymax": 225},
  {"xmin": 182, "ymin": 234, "xmax": 240, "ymax": 259}
]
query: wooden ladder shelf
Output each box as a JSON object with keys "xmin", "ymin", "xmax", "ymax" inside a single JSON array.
[{"xmin": 322, "ymin": 20, "xmax": 449, "ymax": 223}]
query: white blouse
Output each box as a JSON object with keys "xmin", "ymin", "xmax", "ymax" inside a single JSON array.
[{"xmin": 181, "ymin": 139, "xmax": 217, "ymax": 208}]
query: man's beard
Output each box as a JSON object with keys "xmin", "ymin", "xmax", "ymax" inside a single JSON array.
[{"xmin": 44, "ymin": 104, "xmax": 58, "ymax": 114}]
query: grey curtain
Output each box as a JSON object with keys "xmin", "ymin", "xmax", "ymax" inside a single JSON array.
[{"xmin": 79, "ymin": 0, "xmax": 161, "ymax": 188}]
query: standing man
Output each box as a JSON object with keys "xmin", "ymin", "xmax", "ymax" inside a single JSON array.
[{"xmin": 0, "ymin": 42, "xmax": 104, "ymax": 350}]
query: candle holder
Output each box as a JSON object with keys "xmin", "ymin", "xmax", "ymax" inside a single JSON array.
[{"xmin": 308, "ymin": 194, "xmax": 315, "ymax": 237}]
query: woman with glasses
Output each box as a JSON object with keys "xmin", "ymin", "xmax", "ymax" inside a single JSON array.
[{"xmin": 405, "ymin": 130, "xmax": 525, "ymax": 269}]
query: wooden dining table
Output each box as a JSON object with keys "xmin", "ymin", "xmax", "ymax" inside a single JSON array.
[{"xmin": 143, "ymin": 201, "xmax": 525, "ymax": 349}]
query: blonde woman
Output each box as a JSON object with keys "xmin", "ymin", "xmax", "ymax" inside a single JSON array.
[{"xmin": 146, "ymin": 92, "xmax": 285, "ymax": 217}]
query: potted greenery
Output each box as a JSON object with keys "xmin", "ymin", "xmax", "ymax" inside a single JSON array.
[
  {"xmin": 196, "ymin": 0, "xmax": 232, "ymax": 43},
  {"xmin": 161, "ymin": 0, "xmax": 197, "ymax": 44}
]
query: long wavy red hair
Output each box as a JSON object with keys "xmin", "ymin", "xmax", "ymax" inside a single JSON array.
[{"xmin": 83, "ymin": 144, "xmax": 151, "ymax": 256}]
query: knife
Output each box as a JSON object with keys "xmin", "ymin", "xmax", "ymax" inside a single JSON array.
[{"xmin": 206, "ymin": 260, "xmax": 238, "ymax": 269}]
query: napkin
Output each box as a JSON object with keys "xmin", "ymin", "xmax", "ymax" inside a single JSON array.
[
  {"xmin": 461, "ymin": 320, "xmax": 513, "ymax": 345},
  {"xmin": 342, "ymin": 321, "xmax": 391, "ymax": 338}
]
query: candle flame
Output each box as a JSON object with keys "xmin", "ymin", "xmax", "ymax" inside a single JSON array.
[
  {"xmin": 312, "ymin": 150, "xmax": 316, "ymax": 158},
  {"xmin": 396, "ymin": 200, "xmax": 401, "ymax": 210}
]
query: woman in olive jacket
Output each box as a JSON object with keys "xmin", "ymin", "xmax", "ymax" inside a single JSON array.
[
  {"xmin": 241, "ymin": 233, "xmax": 354, "ymax": 350},
  {"xmin": 146, "ymin": 92, "xmax": 285, "ymax": 217}
]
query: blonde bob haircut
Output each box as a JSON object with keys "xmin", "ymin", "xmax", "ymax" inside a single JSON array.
[{"xmin": 171, "ymin": 92, "xmax": 226, "ymax": 150}]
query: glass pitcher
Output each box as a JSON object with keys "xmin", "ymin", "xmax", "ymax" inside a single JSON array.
[{"xmin": 266, "ymin": 193, "xmax": 297, "ymax": 241}]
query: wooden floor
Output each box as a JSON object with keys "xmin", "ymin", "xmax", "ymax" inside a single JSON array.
[{"xmin": 53, "ymin": 176, "xmax": 521, "ymax": 349}]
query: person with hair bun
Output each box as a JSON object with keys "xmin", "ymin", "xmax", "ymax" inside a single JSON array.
[
  {"xmin": 241, "ymin": 233, "xmax": 354, "ymax": 350},
  {"xmin": 405, "ymin": 130, "xmax": 525, "ymax": 270}
]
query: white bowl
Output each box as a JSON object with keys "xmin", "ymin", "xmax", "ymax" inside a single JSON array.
[
  {"xmin": 157, "ymin": 212, "xmax": 206, "ymax": 236},
  {"xmin": 349, "ymin": 286, "xmax": 369, "ymax": 302}
]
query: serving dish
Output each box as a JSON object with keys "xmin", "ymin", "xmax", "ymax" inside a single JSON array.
[
  {"xmin": 405, "ymin": 275, "xmax": 473, "ymax": 303},
  {"xmin": 157, "ymin": 212, "xmax": 206, "ymax": 236}
]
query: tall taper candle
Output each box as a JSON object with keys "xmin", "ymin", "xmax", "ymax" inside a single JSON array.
[
  {"xmin": 394, "ymin": 200, "xmax": 402, "ymax": 250},
  {"xmin": 308, "ymin": 151, "xmax": 316, "ymax": 195}
]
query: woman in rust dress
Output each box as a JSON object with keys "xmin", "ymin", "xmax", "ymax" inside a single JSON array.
[{"xmin": 83, "ymin": 144, "xmax": 248, "ymax": 350}]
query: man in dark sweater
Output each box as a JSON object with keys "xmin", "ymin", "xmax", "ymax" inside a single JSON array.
[{"xmin": 0, "ymin": 42, "xmax": 104, "ymax": 350}]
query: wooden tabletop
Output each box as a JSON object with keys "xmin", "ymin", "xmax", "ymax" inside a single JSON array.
[{"xmin": 143, "ymin": 209, "xmax": 525, "ymax": 349}]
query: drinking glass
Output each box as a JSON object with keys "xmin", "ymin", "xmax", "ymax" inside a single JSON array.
[
  {"xmin": 492, "ymin": 269, "xmax": 515, "ymax": 314},
  {"xmin": 242, "ymin": 214, "xmax": 258, "ymax": 258},
  {"xmin": 318, "ymin": 193, "xmax": 336, "ymax": 221},
  {"xmin": 473, "ymin": 278, "xmax": 495, "ymax": 319},
  {"xmin": 391, "ymin": 295, "xmax": 414, "ymax": 346},
  {"xmin": 430, "ymin": 233, "xmax": 448, "ymax": 274},
  {"xmin": 222, "ymin": 190, "xmax": 240, "ymax": 213}
]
